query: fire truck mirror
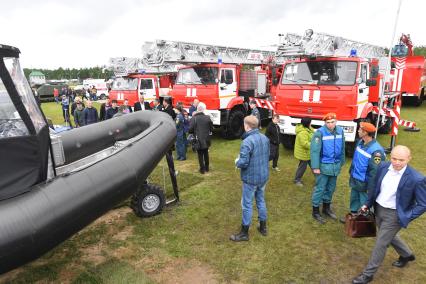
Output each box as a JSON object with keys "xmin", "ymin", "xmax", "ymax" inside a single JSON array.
[
  {"xmin": 370, "ymin": 66, "xmax": 379, "ymax": 78},
  {"xmin": 366, "ymin": 79, "xmax": 377, "ymax": 87},
  {"xmin": 273, "ymin": 78, "xmax": 279, "ymax": 85}
]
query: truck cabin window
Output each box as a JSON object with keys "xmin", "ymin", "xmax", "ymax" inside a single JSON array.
[
  {"xmin": 140, "ymin": 79, "xmax": 153, "ymax": 90},
  {"xmin": 282, "ymin": 61, "xmax": 357, "ymax": 86},
  {"xmin": 176, "ymin": 67, "xmax": 218, "ymax": 85},
  {"xmin": 112, "ymin": 78, "xmax": 138, "ymax": 90}
]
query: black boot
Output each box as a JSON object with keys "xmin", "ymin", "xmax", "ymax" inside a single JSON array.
[
  {"xmin": 257, "ymin": 220, "xmax": 267, "ymax": 236},
  {"xmin": 230, "ymin": 225, "xmax": 249, "ymax": 242},
  {"xmin": 312, "ymin": 206, "xmax": 326, "ymax": 224},
  {"xmin": 322, "ymin": 203, "xmax": 337, "ymax": 220}
]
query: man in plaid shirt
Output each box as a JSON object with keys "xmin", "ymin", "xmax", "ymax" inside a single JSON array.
[{"xmin": 230, "ymin": 115, "xmax": 270, "ymax": 242}]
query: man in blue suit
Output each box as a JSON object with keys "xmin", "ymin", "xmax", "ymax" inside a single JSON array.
[{"xmin": 352, "ymin": 145, "xmax": 426, "ymax": 284}]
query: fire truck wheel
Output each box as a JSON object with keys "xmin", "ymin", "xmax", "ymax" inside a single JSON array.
[
  {"xmin": 378, "ymin": 118, "xmax": 392, "ymax": 134},
  {"xmin": 413, "ymin": 96, "xmax": 423, "ymax": 107},
  {"xmin": 131, "ymin": 184, "xmax": 165, "ymax": 218},
  {"xmin": 280, "ymin": 134, "xmax": 295, "ymax": 149},
  {"xmin": 225, "ymin": 110, "xmax": 244, "ymax": 139},
  {"xmin": 345, "ymin": 142, "xmax": 355, "ymax": 158}
]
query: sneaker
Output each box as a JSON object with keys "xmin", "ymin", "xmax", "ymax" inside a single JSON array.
[
  {"xmin": 272, "ymin": 167, "xmax": 281, "ymax": 172},
  {"xmin": 294, "ymin": 181, "xmax": 304, "ymax": 187}
]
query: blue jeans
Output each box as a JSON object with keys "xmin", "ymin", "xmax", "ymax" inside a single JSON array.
[
  {"xmin": 241, "ymin": 182, "xmax": 267, "ymax": 226},
  {"xmin": 311, "ymin": 174, "xmax": 337, "ymax": 207}
]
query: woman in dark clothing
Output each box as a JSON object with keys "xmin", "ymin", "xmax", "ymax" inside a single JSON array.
[
  {"xmin": 189, "ymin": 102, "xmax": 213, "ymax": 174},
  {"xmin": 265, "ymin": 114, "xmax": 281, "ymax": 171}
]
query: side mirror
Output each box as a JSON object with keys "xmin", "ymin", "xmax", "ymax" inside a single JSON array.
[
  {"xmin": 366, "ymin": 79, "xmax": 377, "ymax": 87},
  {"xmin": 273, "ymin": 78, "xmax": 279, "ymax": 85},
  {"xmin": 370, "ymin": 66, "xmax": 379, "ymax": 78}
]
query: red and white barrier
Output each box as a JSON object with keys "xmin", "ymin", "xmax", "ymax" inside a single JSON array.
[{"xmin": 250, "ymin": 97, "xmax": 275, "ymax": 111}]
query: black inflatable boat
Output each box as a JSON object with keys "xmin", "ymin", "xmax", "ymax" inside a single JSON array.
[{"xmin": 0, "ymin": 44, "xmax": 177, "ymax": 273}]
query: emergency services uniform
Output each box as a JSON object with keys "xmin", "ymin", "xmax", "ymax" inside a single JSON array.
[
  {"xmin": 311, "ymin": 124, "xmax": 345, "ymax": 209},
  {"xmin": 349, "ymin": 139, "xmax": 385, "ymax": 212}
]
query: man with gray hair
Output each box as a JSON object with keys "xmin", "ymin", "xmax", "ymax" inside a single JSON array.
[
  {"xmin": 231, "ymin": 115, "xmax": 270, "ymax": 242},
  {"xmin": 189, "ymin": 102, "xmax": 213, "ymax": 174},
  {"xmin": 352, "ymin": 145, "xmax": 426, "ymax": 284}
]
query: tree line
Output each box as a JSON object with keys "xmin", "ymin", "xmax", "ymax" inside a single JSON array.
[{"xmin": 23, "ymin": 67, "xmax": 114, "ymax": 81}]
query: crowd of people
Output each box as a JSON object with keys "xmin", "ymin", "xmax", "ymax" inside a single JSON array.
[
  {"xmin": 227, "ymin": 110, "xmax": 425, "ymax": 284},
  {"xmin": 52, "ymin": 95, "xmax": 425, "ymax": 284}
]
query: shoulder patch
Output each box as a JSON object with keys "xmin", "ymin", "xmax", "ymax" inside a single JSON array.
[
  {"xmin": 315, "ymin": 137, "xmax": 320, "ymax": 143},
  {"xmin": 373, "ymin": 153, "xmax": 382, "ymax": 164}
]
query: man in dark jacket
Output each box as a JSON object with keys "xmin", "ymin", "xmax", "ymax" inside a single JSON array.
[
  {"xmin": 82, "ymin": 100, "xmax": 98, "ymax": 125},
  {"xmin": 352, "ymin": 145, "xmax": 426, "ymax": 284},
  {"xmin": 134, "ymin": 95, "xmax": 151, "ymax": 111},
  {"xmin": 189, "ymin": 102, "xmax": 213, "ymax": 174},
  {"xmin": 265, "ymin": 114, "xmax": 280, "ymax": 171},
  {"xmin": 153, "ymin": 98, "xmax": 164, "ymax": 111},
  {"xmin": 162, "ymin": 97, "xmax": 176, "ymax": 120},
  {"xmin": 230, "ymin": 115, "xmax": 270, "ymax": 242},
  {"xmin": 249, "ymin": 100, "xmax": 261, "ymax": 128},
  {"xmin": 105, "ymin": 100, "xmax": 118, "ymax": 120}
]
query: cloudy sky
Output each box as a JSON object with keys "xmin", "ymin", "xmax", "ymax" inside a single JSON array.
[{"xmin": 1, "ymin": 0, "xmax": 423, "ymax": 69}]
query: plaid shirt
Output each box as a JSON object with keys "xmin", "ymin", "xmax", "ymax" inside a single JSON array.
[{"xmin": 236, "ymin": 129, "xmax": 270, "ymax": 185}]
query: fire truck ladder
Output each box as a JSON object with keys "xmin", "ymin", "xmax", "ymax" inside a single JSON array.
[
  {"xmin": 108, "ymin": 57, "xmax": 181, "ymax": 77},
  {"xmin": 141, "ymin": 39, "xmax": 275, "ymax": 66},
  {"xmin": 275, "ymin": 29, "xmax": 386, "ymax": 63}
]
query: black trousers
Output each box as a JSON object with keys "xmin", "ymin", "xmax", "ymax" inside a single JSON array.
[
  {"xmin": 294, "ymin": 160, "xmax": 311, "ymax": 182},
  {"xmin": 269, "ymin": 143, "xmax": 279, "ymax": 168},
  {"xmin": 197, "ymin": 148, "xmax": 209, "ymax": 172}
]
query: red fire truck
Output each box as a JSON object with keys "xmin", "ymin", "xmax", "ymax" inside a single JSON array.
[
  {"xmin": 390, "ymin": 34, "xmax": 426, "ymax": 106},
  {"xmin": 141, "ymin": 40, "xmax": 275, "ymax": 138},
  {"xmin": 108, "ymin": 57, "xmax": 177, "ymax": 106},
  {"xmin": 270, "ymin": 31, "xmax": 389, "ymax": 153}
]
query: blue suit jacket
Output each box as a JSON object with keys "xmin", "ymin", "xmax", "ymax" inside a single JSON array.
[{"xmin": 366, "ymin": 162, "xmax": 426, "ymax": 228}]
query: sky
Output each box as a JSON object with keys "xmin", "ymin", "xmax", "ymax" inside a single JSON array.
[{"xmin": 1, "ymin": 0, "xmax": 424, "ymax": 69}]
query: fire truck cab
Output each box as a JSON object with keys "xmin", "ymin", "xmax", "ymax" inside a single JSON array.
[
  {"xmin": 171, "ymin": 63, "xmax": 271, "ymax": 138},
  {"xmin": 275, "ymin": 56, "xmax": 378, "ymax": 148},
  {"xmin": 109, "ymin": 73, "xmax": 174, "ymax": 107}
]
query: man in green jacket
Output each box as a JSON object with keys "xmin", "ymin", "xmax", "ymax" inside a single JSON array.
[
  {"xmin": 311, "ymin": 113, "xmax": 345, "ymax": 224},
  {"xmin": 293, "ymin": 117, "xmax": 314, "ymax": 186}
]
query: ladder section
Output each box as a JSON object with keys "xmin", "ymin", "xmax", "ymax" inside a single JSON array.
[
  {"xmin": 141, "ymin": 40, "xmax": 275, "ymax": 66},
  {"xmin": 276, "ymin": 29, "xmax": 385, "ymax": 62},
  {"xmin": 109, "ymin": 57, "xmax": 181, "ymax": 76}
]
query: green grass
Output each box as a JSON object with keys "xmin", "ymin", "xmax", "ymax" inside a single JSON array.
[{"xmin": 1, "ymin": 102, "xmax": 425, "ymax": 283}]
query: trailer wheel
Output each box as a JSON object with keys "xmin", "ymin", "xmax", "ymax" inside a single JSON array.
[
  {"xmin": 99, "ymin": 94, "xmax": 107, "ymax": 100},
  {"xmin": 131, "ymin": 184, "xmax": 165, "ymax": 218},
  {"xmin": 225, "ymin": 110, "xmax": 244, "ymax": 139},
  {"xmin": 280, "ymin": 134, "xmax": 295, "ymax": 149}
]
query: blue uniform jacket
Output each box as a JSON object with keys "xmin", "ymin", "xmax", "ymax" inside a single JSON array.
[
  {"xmin": 349, "ymin": 139, "xmax": 385, "ymax": 192},
  {"xmin": 367, "ymin": 162, "xmax": 426, "ymax": 228},
  {"xmin": 310, "ymin": 125, "xmax": 345, "ymax": 176},
  {"xmin": 236, "ymin": 129, "xmax": 270, "ymax": 186}
]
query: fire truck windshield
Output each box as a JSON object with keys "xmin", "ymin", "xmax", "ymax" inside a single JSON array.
[
  {"xmin": 111, "ymin": 77, "xmax": 138, "ymax": 90},
  {"xmin": 282, "ymin": 61, "xmax": 357, "ymax": 86},
  {"xmin": 176, "ymin": 67, "xmax": 218, "ymax": 85}
]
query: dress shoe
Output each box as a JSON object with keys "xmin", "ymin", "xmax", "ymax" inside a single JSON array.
[
  {"xmin": 352, "ymin": 273, "xmax": 373, "ymax": 284},
  {"xmin": 392, "ymin": 255, "xmax": 415, "ymax": 268}
]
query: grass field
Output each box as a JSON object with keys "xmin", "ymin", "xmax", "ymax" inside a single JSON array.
[{"xmin": 1, "ymin": 102, "xmax": 425, "ymax": 283}]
